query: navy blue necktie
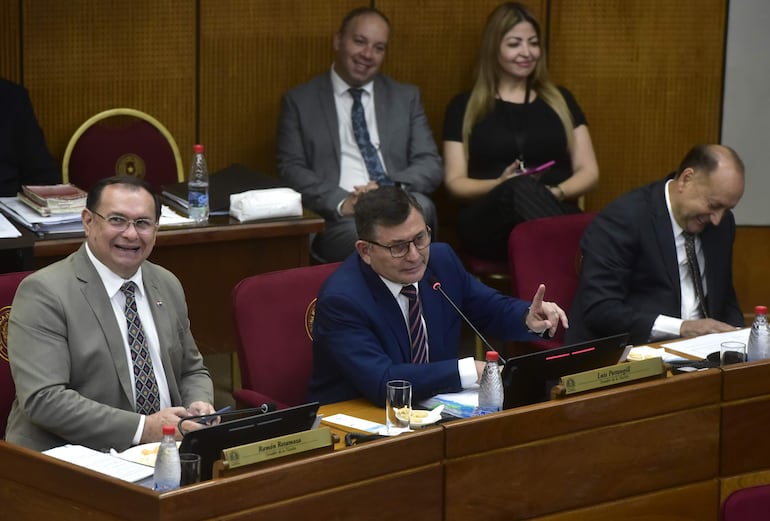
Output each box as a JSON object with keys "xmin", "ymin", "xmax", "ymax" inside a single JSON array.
[
  {"xmin": 683, "ymin": 232, "xmax": 709, "ymax": 318},
  {"xmin": 400, "ymin": 284, "xmax": 428, "ymax": 363},
  {"xmin": 349, "ymin": 88, "xmax": 392, "ymax": 186},
  {"xmin": 121, "ymin": 281, "xmax": 161, "ymax": 415}
]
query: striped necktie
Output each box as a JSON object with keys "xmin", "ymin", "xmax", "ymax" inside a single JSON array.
[{"xmin": 400, "ymin": 284, "xmax": 428, "ymax": 363}]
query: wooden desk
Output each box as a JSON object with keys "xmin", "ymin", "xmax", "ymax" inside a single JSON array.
[
  {"xmin": 5, "ymin": 361, "xmax": 770, "ymax": 520},
  {"xmin": 0, "ymin": 427, "xmax": 443, "ymax": 521},
  {"xmin": 23, "ymin": 213, "xmax": 324, "ymax": 355},
  {"xmin": 719, "ymin": 359, "xmax": 770, "ymax": 500}
]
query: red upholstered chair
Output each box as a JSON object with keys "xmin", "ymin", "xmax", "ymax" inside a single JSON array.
[
  {"xmin": 0, "ymin": 270, "xmax": 34, "ymax": 438},
  {"xmin": 231, "ymin": 263, "xmax": 341, "ymax": 409},
  {"xmin": 722, "ymin": 484, "xmax": 770, "ymax": 520},
  {"xmin": 62, "ymin": 108, "xmax": 184, "ymax": 192},
  {"xmin": 508, "ymin": 212, "xmax": 596, "ymax": 348}
]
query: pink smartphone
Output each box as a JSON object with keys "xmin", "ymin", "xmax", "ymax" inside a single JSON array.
[{"xmin": 520, "ymin": 160, "xmax": 556, "ymax": 176}]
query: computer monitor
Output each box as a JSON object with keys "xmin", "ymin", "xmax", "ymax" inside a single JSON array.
[
  {"xmin": 179, "ymin": 402, "xmax": 320, "ymax": 480},
  {"xmin": 501, "ymin": 333, "xmax": 630, "ymax": 409}
]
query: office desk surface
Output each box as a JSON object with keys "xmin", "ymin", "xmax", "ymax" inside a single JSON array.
[{"xmin": 21, "ymin": 212, "xmax": 324, "ymax": 355}]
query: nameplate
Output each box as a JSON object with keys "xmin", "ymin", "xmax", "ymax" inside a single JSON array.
[
  {"xmin": 221, "ymin": 427, "xmax": 332, "ymax": 470},
  {"xmin": 558, "ymin": 358, "xmax": 665, "ymax": 396}
]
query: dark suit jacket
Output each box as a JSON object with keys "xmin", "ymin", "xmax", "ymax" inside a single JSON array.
[
  {"xmin": 276, "ymin": 73, "xmax": 442, "ymax": 221},
  {"xmin": 309, "ymin": 243, "xmax": 534, "ymax": 406},
  {"xmin": 566, "ymin": 176, "xmax": 743, "ymax": 345},
  {"xmin": 6, "ymin": 245, "xmax": 213, "ymax": 451},
  {"xmin": 0, "ymin": 78, "xmax": 60, "ymax": 196}
]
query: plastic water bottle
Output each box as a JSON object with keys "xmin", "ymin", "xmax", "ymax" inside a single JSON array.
[
  {"xmin": 153, "ymin": 424, "xmax": 181, "ymax": 491},
  {"xmin": 188, "ymin": 144, "xmax": 209, "ymax": 223},
  {"xmin": 477, "ymin": 351, "xmax": 503, "ymax": 414},
  {"xmin": 747, "ymin": 305, "xmax": 770, "ymax": 362}
]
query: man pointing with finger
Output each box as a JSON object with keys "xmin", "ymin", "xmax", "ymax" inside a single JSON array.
[{"xmin": 309, "ymin": 186, "xmax": 568, "ymax": 406}]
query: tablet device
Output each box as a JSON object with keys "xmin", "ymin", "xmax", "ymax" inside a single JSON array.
[
  {"xmin": 179, "ymin": 402, "xmax": 320, "ymax": 480},
  {"xmin": 501, "ymin": 333, "xmax": 630, "ymax": 409}
]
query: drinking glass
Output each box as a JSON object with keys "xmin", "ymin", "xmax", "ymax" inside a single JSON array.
[
  {"xmin": 179, "ymin": 452, "xmax": 201, "ymax": 485},
  {"xmin": 720, "ymin": 341, "xmax": 747, "ymax": 366},
  {"xmin": 385, "ymin": 380, "xmax": 412, "ymax": 434}
]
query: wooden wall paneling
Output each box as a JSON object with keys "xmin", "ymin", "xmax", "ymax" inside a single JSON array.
[
  {"xmin": 22, "ymin": 0, "xmax": 196, "ymax": 179},
  {"xmin": 733, "ymin": 227, "xmax": 770, "ymax": 315},
  {"xmin": 0, "ymin": 0, "xmax": 20, "ymax": 82},
  {"xmin": 548, "ymin": 0, "xmax": 727, "ymax": 212},
  {"xmin": 198, "ymin": 0, "xmax": 360, "ymax": 176},
  {"xmin": 378, "ymin": 0, "xmax": 545, "ymax": 242}
]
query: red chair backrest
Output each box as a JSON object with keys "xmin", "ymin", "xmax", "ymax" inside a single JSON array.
[
  {"xmin": 722, "ymin": 484, "xmax": 770, "ymax": 520},
  {"xmin": 65, "ymin": 109, "xmax": 182, "ymax": 192},
  {"xmin": 508, "ymin": 213, "xmax": 596, "ymax": 345},
  {"xmin": 0, "ymin": 271, "xmax": 34, "ymax": 438},
  {"xmin": 231, "ymin": 263, "xmax": 341, "ymax": 408}
]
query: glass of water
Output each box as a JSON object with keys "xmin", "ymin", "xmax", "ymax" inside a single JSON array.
[{"xmin": 385, "ymin": 380, "xmax": 412, "ymax": 434}]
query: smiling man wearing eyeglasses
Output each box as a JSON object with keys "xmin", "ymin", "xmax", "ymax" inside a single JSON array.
[
  {"xmin": 309, "ymin": 185, "xmax": 568, "ymax": 407},
  {"xmin": 6, "ymin": 175, "xmax": 216, "ymax": 452}
]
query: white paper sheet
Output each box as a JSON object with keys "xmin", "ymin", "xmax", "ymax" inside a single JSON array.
[
  {"xmin": 662, "ymin": 328, "xmax": 751, "ymax": 359},
  {"xmin": 44, "ymin": 444, "xmax": 153, "ymax": 483},
  {"xmin": 0, "ymin": 212, "xmax": 21, "ymax": 238}
]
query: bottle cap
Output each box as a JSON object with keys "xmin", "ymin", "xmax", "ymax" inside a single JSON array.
[
  {"xmin": 485, "ymin": 351, "xmax": 499, "ymax": 362},
  {"xmin": 162, "ymin": 424, "xmax": 176, "ymax": 436},
  {"xmin": 193, "ymin": 144, "xmax": 204, "ymax": 153},
  {"xmin": 756, "ymin": 305, "xmax": 767, "ymax": 315}
]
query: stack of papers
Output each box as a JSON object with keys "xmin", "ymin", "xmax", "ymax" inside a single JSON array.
[
  {"xmin": 0, "ymin": 196, "xmax": 83, "ymax": 234},
  {"xmin": 19, "ymin": 184, "xmax": 87, "ymax": 216},
  {"xmin": 43, "ymin": 444, "xmax": 153, "ymax": 483},
  {"xmin": 0, "ymin": 198, "xmax": 195, "ymax": 235},
  {"xmin": 420, "ymin": 387, "xmax": 479, "ymax": 419}
]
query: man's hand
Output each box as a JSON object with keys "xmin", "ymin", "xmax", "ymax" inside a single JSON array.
[
  {"xmin": 340, "ymin": 181, "xmax": 379, "ymax": 216},
  {"xmin": 525, "ymin": 284, "xmax": 569, "ymax": 338},
  {"xmin": 141, "ymin": 402, "xmax": 217, "ymax": 443},
  {"xmin": 141, "ymin": 406, "xmax": 191, "ymax": 443},
  {"xmin": 680, "ymin": 319, "xmax": 738, "ymax": 338}
]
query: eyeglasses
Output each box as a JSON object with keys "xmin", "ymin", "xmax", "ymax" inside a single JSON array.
[
  {"xmin": 365, "ymin": 227, "xmax": 431, "ymax": 258},
  {"xmin": 91, "ymin": 210, "xmax": 158, "ymax": 234}
]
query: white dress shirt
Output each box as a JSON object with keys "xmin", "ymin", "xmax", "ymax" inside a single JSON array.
[
  {"xmin": 649, "ymin": 180, "xmax": 708, "ymax": 341},
  {"xmin": 86, "ymin": 243, "xmax": 172, "ymax": 444},
  {"xmin": 330, "ymin": 66, "xmax": 388, "ymax": 194},
  {"xmin": 379, "ymin": 276, "xmax": 478, "ymax": 388}
]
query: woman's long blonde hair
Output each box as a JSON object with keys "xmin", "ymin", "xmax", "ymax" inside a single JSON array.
[{"xmin": 462, "ymin": 2, "xmax": 574, "ymax": 158}]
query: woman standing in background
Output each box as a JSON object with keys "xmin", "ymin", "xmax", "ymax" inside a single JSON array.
[{"xmin": 443, "ymin": 2, "xmax": 599, "ymax": 261}]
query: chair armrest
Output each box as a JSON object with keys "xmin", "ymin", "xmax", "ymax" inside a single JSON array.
[{"xmin": 232, "ymin": 388, "xmax": 289, "ymax": 410}]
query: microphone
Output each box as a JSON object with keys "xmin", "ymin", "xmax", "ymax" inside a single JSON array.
[{"xmin": 430, "ymin": 277, "xmax": 506, "ymax": 363}]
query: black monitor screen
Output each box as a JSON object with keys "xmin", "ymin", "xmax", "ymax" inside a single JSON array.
[
  {"xmin": 501, "ymin": 333, "xmax": 630, "ymax": 409},
  {"xmin": 179, "ymin": 402, "xmax": 320, "ymax": 480}
]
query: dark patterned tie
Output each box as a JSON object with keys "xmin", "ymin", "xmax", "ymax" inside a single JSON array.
[
  {"xmin": 349, "ymin": 88, "xmax": 393, "ymax": 186},
  {"xmin": 400, "ymin": 284, "xmax": 428, "ymax": 363},
  {"xmin": 683, "ymin": 232, "xmax": 709, "ymax": 318},
  {"xmin": 121, "ymin": 281, "xmax": 161, "ymax": 415}
]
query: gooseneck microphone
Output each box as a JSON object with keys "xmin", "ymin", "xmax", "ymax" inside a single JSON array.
[{"xmin": 430, "ymin": 277, "xmax": 507, "ymax": 363}]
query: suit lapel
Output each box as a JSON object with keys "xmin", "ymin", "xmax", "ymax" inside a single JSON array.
[
  {"xmin": 73, "ymin": 247, "xmax": 135, "ymax": 407},
  {"xmin": 143, "ymin": 267, "xmax": 180, "ymax": 403},
  {"xmin": 701, "ymin": 225, "xmax": 721, "ymax": 311},
  {"xmin": 359, "ymin": 258, "xmax": 412, "ymax": 362},
  {"xmin": 650, "ymin": 181, "xmax": 680, "ymax": 295},
  {"xmin": 373, "ymin": 77, "xmax": 391, "ymax": 168},
  {"xmin": 319, "ymin": 76, "xmax": 341, "ymax": 169}
]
